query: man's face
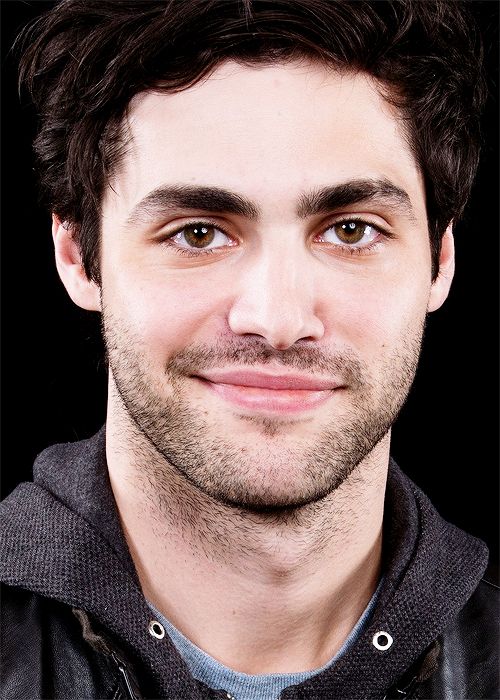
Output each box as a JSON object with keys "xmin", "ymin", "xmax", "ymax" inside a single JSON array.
[{"xmin": 97, "ymin": 61, "xmax": 449, "ymax": 511}]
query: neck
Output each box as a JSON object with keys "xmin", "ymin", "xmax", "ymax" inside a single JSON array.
[{"xmin": 107, "ymin": 412, "xmax": 387, "ymax": 674}]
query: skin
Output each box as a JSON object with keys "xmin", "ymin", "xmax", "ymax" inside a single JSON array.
[{"xmin": 53, "ymin": 61, "xmax": 454, "ymax": 674}]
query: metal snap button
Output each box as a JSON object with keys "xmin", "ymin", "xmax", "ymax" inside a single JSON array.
[
  {"xmin": 372, "ymin": 630, "xmax": 393, "ymax": 651},
  {"xmin": 148, "ymin": 619, "xmax": 165, "ymax": 639}
]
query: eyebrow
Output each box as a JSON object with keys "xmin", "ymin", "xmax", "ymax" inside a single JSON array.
[
  {"xmin": 297, "ymin": 179, "xmax": 415, "ymax": 220},
  {"xmin": 125, "ymin": 178, "xmax": 415, "ymax": 227},
  {"xmin": 126, "ymin": 185, "xmax": 259, "ymax": 226}
]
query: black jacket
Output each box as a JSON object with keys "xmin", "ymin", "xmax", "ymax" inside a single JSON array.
[{"xmin": 1, "ymin": 429, "xmax": 498, "ymax": 699}]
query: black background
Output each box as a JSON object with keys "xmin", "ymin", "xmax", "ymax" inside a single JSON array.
[{"xmin": 1, "ymin": 1, "xmax": 499, "ymax": 572}]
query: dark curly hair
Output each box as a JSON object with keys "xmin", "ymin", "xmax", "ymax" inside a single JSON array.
[{"xmin": 18, "ymin": 0, "xmax": 486, "ymax": 283}]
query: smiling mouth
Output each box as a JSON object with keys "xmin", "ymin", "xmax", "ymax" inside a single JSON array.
[{"xmin": 192, "ymin": 370, "xmax": 342, "ymax": 414}]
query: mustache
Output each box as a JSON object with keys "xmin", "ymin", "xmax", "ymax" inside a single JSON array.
[{"xmin": 165, "ymin": 337, "xmax": 365, "ymax": 386}]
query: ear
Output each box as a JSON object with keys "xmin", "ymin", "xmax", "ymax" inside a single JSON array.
[
  {"xmin": 427, "ymin": 224, "xmax": 455, "ymax": 313},
  {"xmin": 52, "ymin": 215, "xmax": 101, "ymax": 311}
]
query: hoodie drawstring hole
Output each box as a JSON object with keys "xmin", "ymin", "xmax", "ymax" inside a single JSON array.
[
  {"xmin": 148, "ymin": 620, "xmax": 165, "ymax": 640},
  {"xmin": 373, "ymin": 631, "xmax": 393, "ymax": 651}
]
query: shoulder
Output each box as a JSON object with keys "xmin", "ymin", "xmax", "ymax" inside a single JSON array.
[
  {"xmin": 1, "ymin": 584, "xmax": 119, "ymax": 699},
  {"xmin": 449, "ymin": 578, "xmax": 499, "ymax": 649},
  {"xmin": 419, "ymin": 579, "xmax": 499, "ymax": 699},
  {"xmin": 461, "ymin": 577, "xmax": 499, "ymax": 616}
]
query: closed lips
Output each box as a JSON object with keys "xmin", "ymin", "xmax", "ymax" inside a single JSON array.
[{"xmin": 194, "ymin": 370, "xmax": 340, "ymax": 391}]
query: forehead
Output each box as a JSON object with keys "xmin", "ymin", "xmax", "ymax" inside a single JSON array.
[{"xmin": 106, "ymin": 60, "xmax": 425, "ymax": 218}]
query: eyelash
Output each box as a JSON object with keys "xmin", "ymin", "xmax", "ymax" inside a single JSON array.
[
  {"xmin": 162, "ymin": 220, "xmax": 233, "ymax": 258},
  {"xmin": 319, "ymin": 217, "xmax": 391, "ymax": 256},
  {"xmin": 161, "ymin": 217, "xmax": 391, "ymax": 258}
]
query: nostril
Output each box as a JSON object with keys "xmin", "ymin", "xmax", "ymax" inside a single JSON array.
[{"xmin": 227, "ymin": 294, "xmax": 324, "ymax": 348}]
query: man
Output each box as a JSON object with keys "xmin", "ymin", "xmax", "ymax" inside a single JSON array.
[{"xmin": 1, "ymin": 1, "xmax": 498, "ymax": 698}]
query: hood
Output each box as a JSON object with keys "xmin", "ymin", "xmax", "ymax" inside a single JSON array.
[{"xmin": 0, "ymin": 429, "xmax": 489, "ymax": 699}]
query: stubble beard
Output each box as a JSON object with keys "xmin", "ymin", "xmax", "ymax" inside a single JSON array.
[{"xmin": 103, "ymin": 309, "xmax": 423, "ymax": 513}]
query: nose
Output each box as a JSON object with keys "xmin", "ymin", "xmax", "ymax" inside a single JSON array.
[{"xmin": 227, "ymin": 247, "xmax": 325, "ymax": 350}]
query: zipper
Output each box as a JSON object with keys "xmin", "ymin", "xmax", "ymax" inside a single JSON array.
[
  {"xmin": 73, "ymin": 608, "xmax": 144, "ymax": 699},
  {"xmin": 111, "ymin": 651, "xmax": 143, "ymax": 700}
]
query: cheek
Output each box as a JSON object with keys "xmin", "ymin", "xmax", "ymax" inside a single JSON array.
[
  {"xmin": 103, "ymin": 264, "xmax": 230, "ymax": 360},
  {"xmin": 328, "ymin": 269, "xmax": 431, "ymax": 357}
]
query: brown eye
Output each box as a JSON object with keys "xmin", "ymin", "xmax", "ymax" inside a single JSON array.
[
  {"xmin": 183, "ymin": 224, "xmax": 216, "ymax": 248},
  {"xmin": 321, "ymin": 220, "xmax": 379, "ymax": 247},
  {"xmin": 334, "ymin": 221, "xmax": 368, "ymax": 244},
  {"xmin": 168, "ymin": 222, "xmax": 233, "ymax": 252}
]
